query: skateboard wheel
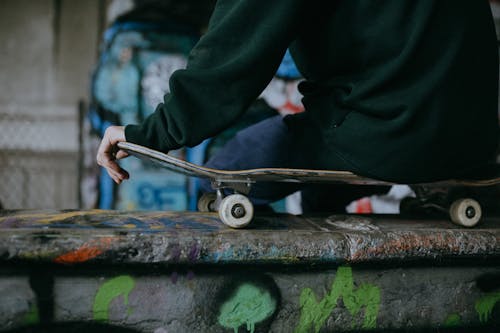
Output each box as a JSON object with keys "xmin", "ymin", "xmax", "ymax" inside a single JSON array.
[
  {"xmin": 218, "ymin": 194, "xmax": 254, "ymax": 229},
  {"xmin": 198, "ymin": 192, "xmax": 217, "ymax": 212},
  {"xmin": 450, "ymin": 198, "xmax": 482, "ymax": 228}
]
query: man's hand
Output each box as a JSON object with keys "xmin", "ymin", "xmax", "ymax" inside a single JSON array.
[{"xmin": 96, "ymin": 126, "xmax": 130, "ymax": 184}]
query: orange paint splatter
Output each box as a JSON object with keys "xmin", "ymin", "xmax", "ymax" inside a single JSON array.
[{"xmin": 54, "ymin": 237, "xmax": 115, "ymax": 264}]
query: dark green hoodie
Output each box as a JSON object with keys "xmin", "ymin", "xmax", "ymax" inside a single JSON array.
[{"xmin": 125, "ymin": 0, "xmax": 499, "ymax": 182}]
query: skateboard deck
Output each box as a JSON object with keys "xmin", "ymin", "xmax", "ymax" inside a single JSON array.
[{"xmin": 117, "ymin": 142, "xmax": 500, "ymax": 228}]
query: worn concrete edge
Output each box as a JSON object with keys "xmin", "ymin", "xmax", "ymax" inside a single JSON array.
[{"xmin": 0, "ymin": 227, "xmax": 498, "ymax": 266}]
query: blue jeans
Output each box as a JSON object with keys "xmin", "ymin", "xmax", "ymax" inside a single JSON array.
[{"xmin": 200, "ymin": 115, "xmax": 389, "ymax": 212}]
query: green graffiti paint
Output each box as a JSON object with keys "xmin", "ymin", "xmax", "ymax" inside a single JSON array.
[
  {"xmin": 93, "ymin": 275, "xmax": 135, "ymax": 322},
  {"xmin": 22, "ymin": 303, "xmax": 39, "ymax": 325},
  {"xmin": 218, "ymin": 283, "xmax": 277, "ymax": 333},
  {"xmin": 475, "ymin": 291, "xmax": 500, "ymax": 323},
  {"xmin": 443, "ymin": 313, "xmax": 461, "ymax": 327},
  {"xmin": 294, "ymin": 266, "xmax": 380, "ymax": 333}
]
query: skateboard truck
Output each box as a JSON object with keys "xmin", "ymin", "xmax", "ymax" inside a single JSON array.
[
  {"xmin": 400, "ymin": 186, "xmax": 482, "ymax": 227},
  {"xmin": 197, "ymin": 181, "xmax": 255, "ymax": 228}
]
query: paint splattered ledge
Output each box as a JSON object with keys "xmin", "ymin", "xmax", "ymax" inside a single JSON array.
[{"xmin": 0, "ymin": 209, "xmax": 499, "ymax": 265}]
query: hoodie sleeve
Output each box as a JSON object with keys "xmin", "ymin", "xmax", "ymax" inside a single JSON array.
[{"xmin": 125, "ymin": 0, "xmax": 305, "ymax": 152}]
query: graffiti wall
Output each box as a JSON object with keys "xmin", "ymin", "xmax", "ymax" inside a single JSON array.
[
  {"xmin": 0, "ymin": 266, "xmax": 499, "ymax": 332},
  {"xmin": 0, "ymin": 210, "xmax": 499, "ymax": 331}
]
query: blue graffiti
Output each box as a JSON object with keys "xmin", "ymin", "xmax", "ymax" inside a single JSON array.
[{"xmin": 137, "ymin": 182, "xmax": 185, "ymax": 209}]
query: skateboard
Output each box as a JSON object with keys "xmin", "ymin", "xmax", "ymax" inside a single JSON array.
[{"xmin": 117, "ymin": 142, "xmax": 500, "ymax": 229}]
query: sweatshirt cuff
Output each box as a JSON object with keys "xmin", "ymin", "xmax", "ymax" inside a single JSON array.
[{"xmin": 124, "ymin": 124, "xmax": 150, "ymax": 147}]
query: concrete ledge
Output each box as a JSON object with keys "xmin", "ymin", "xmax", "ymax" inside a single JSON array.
[
  {"xmin": 0, "ymin": 210, "xmax": 499, "ymax": 332},
  {"xmin": 0, "ymin": 210, "xmax": 499, "ymax": 265}
]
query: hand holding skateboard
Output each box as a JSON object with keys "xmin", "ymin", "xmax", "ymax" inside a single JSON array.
[{"xmin": 96, "ymin": 126, "xmax": 130, "ymax": 184}]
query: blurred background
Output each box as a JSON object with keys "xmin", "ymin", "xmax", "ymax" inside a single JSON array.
[
  {"xmin": 0, "ymin": 0, "xmax": 305, "ymax": 211},
  {"xmin": 0, "ymin": 1, "xmax": 499, "ymax": 212}
]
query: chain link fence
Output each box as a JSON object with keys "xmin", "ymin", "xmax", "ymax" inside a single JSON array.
[{"xmin": 0, "ymin": 105, "xmax": 80, "ymax": 209}]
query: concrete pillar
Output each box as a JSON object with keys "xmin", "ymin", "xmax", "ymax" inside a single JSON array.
[{"xmin": 0, "ymin": 0, "xmax": 102, "ymax": 209}]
